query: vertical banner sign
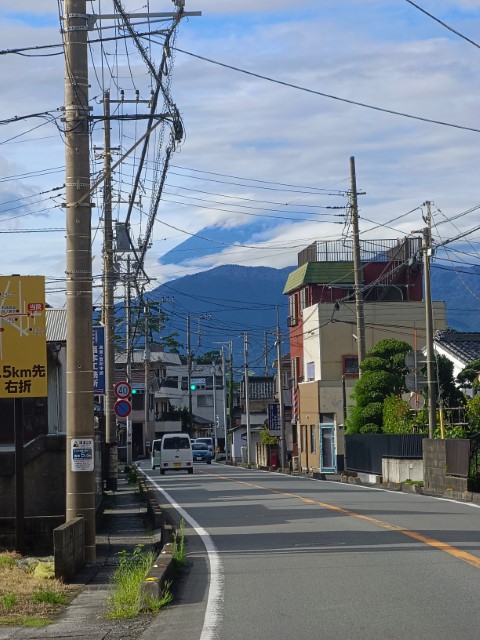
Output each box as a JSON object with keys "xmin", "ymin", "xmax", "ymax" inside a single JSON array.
[
  {"xmin": 92, "ymin": 326, "xmax": 105, "ymax": 394},
  {"xmin": 0, "ymin": 275, "xmax": 47, "ymax": 398},
  {"xmin": 268, "ymin": 403, "xmax": 281, "ymax": 435}
]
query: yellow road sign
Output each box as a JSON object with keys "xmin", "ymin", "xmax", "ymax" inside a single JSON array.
[{"xmin": 0, "ymin": 275, "xmax": 47, "ymax": 398}]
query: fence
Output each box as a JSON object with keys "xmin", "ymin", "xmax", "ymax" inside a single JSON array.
[{"xmin": 345, "ymin": 434, "xmax": 426, "ymax": 475}]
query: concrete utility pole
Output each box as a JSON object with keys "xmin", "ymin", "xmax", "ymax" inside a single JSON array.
[
  {"xmin": 144, "ymin": 303, "xmax": 150, "ymax": 453},
  {"xmin": 350, "ymin": 156, "xmax": 366, "ymax": 372},
  {"xmin": 63, "ymin": 0, "xmax": 96, "ymax": 563},
  {"xmin": 100, "ymin": 90, "xmax": 117, "ymax": 490},
  {"xmin": 229, "ymin": 340, "xmax": 234, "ymax": 442},
  {"xmin": 423, "ymin": 201, "xmax": 437, "ymax": 438},
  {"xmin": 244, "ymin": 332, "xmax": 251, "ymax": 465},
  {"xmin": 221, "ymin": 346, "xmax": 228, "ymax": 459},
  {"xmin": 187, "ymin": 316, "xmax": 193, "ymax": 433},
  {"xmin": 211, "ymin": 363, "xmax": 217, "ymax": 441},
  {"xmin": 125, "ymin": 258, "xmax": 133, "ymax": 465},
  {"xmin": 276, "ymin": 311, "xmax": 286, "ymax": 469}
]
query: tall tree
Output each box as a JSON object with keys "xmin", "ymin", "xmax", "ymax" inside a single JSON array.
[
  {"xmin": 457, "ymin": 358, "xmax": 480, "ymax": 393},
  {"xmin": 346, "ymin": 338, "xmax": 411, "ymax": 434}
]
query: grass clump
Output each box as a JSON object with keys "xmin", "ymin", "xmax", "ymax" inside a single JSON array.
[
  {"xmin": 31, "ymin": 588, "xmax": 68, "ymax": 606},
  {"xmin": 1, "ymin": 593, "xmax": 17, "ymax": 611},
  {"xmin": 108, "ymin": 545, "xmax": 155, "ymax": 619},
  {"xmin": 125, "ymin": 465, "xmax": 139, "ymax": 485},
  {"xmin": 172, "ymin": 519, "xmax": 186, "ymax": 569},
  {"xmin": 143, "ymin": 580, "xmax": 173, "ymax": 613}
]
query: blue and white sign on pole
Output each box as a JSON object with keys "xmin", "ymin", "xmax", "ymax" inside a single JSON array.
[
  {"xmin": 92, "ymin": 326, "xmax": 105, "ymax": 394},
  {"xmin": 268, "ymin": 403, "xmax": 281, "ymax": 435}
]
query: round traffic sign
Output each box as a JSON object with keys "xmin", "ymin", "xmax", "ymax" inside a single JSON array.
[
  {"xmin": 114, "ymin": 381, "xmax": 131, "ymax": 399},
  {"xmin": 114, "ymin": 399, "xmax": 132, "ymax": 418}
]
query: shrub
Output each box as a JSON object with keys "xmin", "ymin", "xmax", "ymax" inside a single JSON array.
[
  {"xmin": 383, "ymin": 395, "xmax": 413, "ymax": 434},
  {"xmin": 360, "ymin": 423, "xmax": 381, "ymax": 434}
]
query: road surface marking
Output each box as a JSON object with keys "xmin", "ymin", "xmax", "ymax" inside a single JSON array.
[
  {"xmin": 208, "ymin": 470, "xmax": 480, "ymax": 571},
  {"xmin": 139, "ymin": 470, "xmax": 224, "ymax": 640}
]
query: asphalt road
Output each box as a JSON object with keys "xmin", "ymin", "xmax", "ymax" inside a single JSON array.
[{"xmin": 138, "ymin": 462, "xmax": 480, "ymax": 640}]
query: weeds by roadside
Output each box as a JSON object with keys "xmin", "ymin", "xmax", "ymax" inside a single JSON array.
[
  {"xmin": 172, "ymin": 519, "xmax": 186, "ymax": 569},
  {"xmin": 108, "ymin": 544, "xmax": 171, "ymax": 618}
]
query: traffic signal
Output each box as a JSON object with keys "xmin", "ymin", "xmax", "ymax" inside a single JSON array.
[{"xmin": 190, "ymin": 383, "xmax": 197, "ymax": 391}]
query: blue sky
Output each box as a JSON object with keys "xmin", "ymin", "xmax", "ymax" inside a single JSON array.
[{"xmin": 1, "ymin": 1, "xmax": 480, "ymax": 307}]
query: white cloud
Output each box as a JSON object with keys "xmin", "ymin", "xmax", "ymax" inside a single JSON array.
[{"xmin": 0, "ymin": 1, "xmax": 480, "ymax": 306}]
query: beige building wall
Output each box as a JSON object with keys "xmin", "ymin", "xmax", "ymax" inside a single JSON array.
[
  {"xmin": 297, "ymin": 300, "xmax": 447, "ymax": 473},
  {"xmin": 303, "ymin": 301, "xmax": 446, "ymax": 382}
]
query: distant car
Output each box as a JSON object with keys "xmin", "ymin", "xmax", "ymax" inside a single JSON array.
[
  {"xmin": 192, "ymin": 442, "xmax": 212, "ymax": 464},
  {"xmin": 195, "ymin": 437, "xmax": 214, "ymax": 454}
]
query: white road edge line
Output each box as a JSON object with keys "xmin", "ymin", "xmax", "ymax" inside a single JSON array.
[
  {"xmin": 139, "ymin": 469, "xmax": 224, "ymax": 640},
  {"xmin": 226, "ymin": 463, "xmax": 480, "ymax": 509}
]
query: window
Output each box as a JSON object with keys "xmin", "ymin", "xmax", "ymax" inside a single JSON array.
[
  {"xmin": 310, "ymin": 425, "xmax": 316, "ymax": 453},
  {"xmin": 163, "ymin": 436, "xmax": 190, "ymax": 450},
  {"xmin": 197, "ymin": 395, "xmax": 213, "ymax": 408},
  {"xmin": 288, "ymin": 295, "xmax": 297, "ymax": 326},
  {"xmin": 299, "ymin": 288, "xmax": 308, "ymax": 312},
  {"xmin": 300, "ymin": 425, "xmax": 307, "ymax": 452},
  {"xmin": 343, "ymin": 355, "xmax": 359, "ymax": 377},
  {"xmin": 306, "ymin": 361, "xmax": 315, "ymax": 381}
]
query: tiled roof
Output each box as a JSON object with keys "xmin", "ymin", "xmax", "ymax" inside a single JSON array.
[
  {"xmin": 283, "ymin": 261, "xmax": 355, "ymax": 294},
  {"xmin": 434, "ymin": 330, "xmax": 480, "ymax": 364},
  {"xmin": 115, "ymin": 351, "xmax": 181, "ymax": 365}
]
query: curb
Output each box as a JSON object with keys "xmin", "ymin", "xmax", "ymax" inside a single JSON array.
[
  {"xmin": 138, "ymin": 480, "xmax": 178, "ymax": 608},
  {"xmin": 140, "ymin": 540, "xmax": 177, "ymax": 608}
]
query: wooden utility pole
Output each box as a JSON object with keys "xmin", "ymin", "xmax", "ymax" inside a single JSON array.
[
  {"xmin": 423, "ymin": 201, "xmax": 437, "ymax": 438},
  {"xmin": 350, "ymin": 156, "xmax": 366, "ymax": 372},
  {"xmin": 63, "ymin": 0, "xmax": 96, "ymax": 563},
  {"xmin": 101, "ymin": 90, "xmax": 117, "ymax": 490}
]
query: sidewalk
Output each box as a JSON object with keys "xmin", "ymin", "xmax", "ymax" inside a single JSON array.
[{"xmin": 0, "ymin": 473, "xmax": 156, "ymax": 640}]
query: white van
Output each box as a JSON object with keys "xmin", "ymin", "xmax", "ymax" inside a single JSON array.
[{"xmin": 151, "ymin": 433, "xmax": 193, "ymax": 475}]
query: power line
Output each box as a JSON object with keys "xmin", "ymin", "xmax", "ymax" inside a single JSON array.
[
  {"xmin": 172, "ymin": 47, "xmax": 480, "ymax": 134},
  {"xmin": 403, "ymin": 0, "xmax": 480, "ymax": 50}
]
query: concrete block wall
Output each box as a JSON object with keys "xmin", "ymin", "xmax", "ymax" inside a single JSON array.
[
  {"xmin": 423, "ymin": 439, "xmax": 468, "ymax": 494},
  {"xmin": 54, "ymin": 516, "xmax": 85, "ymax": 583}
]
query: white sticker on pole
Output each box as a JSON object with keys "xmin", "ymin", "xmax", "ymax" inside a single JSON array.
[{"xmin": 71, "ymin": 438, "xmax": 95, "ymax": 472}]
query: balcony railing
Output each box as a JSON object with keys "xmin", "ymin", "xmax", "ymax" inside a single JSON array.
[{"xmin": 298, "ymin": 238, "xmax": 421, "ymax": 266}]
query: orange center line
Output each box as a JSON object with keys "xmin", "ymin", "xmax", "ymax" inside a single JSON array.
[{"xmin": 207, "ymin": 472, "xmax": 480, "ymax": 570}]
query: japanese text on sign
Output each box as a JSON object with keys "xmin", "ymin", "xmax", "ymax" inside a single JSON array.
[
  {"xmin": 0, "ymin": 276, "xmax": 47, "ymax": 398},
  {"xmin": 71, "ymin": 438, "xmax": 94, "ymax": 472}
]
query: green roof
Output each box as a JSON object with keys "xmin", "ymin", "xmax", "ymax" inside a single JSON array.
[{"xmin": 283, "ymin": 262, "xmax": 355, "ymax": 294}]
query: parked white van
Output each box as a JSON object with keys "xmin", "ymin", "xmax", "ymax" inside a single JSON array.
[{"xmin": 151, "ymin": 433, "xmax": 193, "ymax": 475}]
